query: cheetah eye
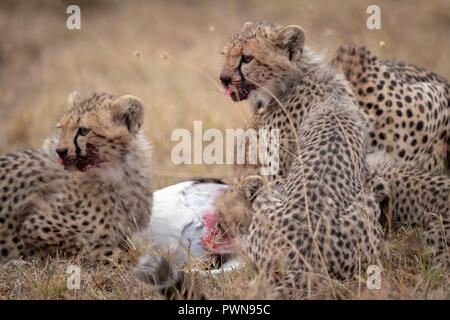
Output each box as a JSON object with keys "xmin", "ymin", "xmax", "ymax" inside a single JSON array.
[
  {"xmin": 78, "ymin": 127, "xmax": 91, "ymax": 136},
  {"xmin": 242, "ymin": 55, "xmax": 253, "ymax": 64},
  {"xmin": 56, "ymin": 123, "xmax": 62, "ymax": 130}
]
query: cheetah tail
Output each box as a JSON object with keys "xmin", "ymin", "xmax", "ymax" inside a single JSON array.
[{"xmin": 134, "ymin": 254, "xmax": 205, "ymax": 300}]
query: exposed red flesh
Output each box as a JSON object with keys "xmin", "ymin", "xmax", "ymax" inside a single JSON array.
[{"xmin": 200, "ymin": 211, "xmax": 234, "ymax": 254}]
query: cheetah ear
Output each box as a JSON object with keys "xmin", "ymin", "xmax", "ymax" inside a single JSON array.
[
  {"xmin": 275, "ymin": 25, "xmax": 306, "ymax": 61},
  {"xmin": 111, "ymin": 95, "xmax": 144, "ymax": 134},
  {"xmin": 68, "ymin": 91, "xmax": 82, "ymax": 109},
  {"xmin": 239, "ymin": 175, "xmax": 266, "ymax": 201},
  {"xmin": 240, "ymin": 21, "xmax": 254, "ymax": 32}
]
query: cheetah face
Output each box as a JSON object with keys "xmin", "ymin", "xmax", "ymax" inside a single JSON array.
[
  {"xmin": 55, "ymin": 124, "xmax": 105, "ymax": 172},
  {"xmin": 56, "ymin": 92, "xmax": 144, "ymax": 173},
  {"xmin": 220, "ymin": 22, "xmax": 305, "ymax": 109},
  {"xmin": 219, "ymin": 51, "xmax": 258, "ymax": 103}
]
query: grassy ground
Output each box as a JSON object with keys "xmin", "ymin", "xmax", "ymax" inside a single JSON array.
[{"xmin": 0, "ymin": 0, "xmax": 448, "ymax": 299}]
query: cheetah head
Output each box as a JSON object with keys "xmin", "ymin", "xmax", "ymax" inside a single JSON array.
[
  {"xmin": 220, "ymin": 22, "xmax": 306, "ymax": 109},
  {"xmin": 55, "ymin": 92, "xmax": 144, "ymax": 173}
]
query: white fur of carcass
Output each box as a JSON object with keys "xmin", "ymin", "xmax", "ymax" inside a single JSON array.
[{"xmin": 133, "ymin": 180, "xmax": 240, "ymax": 276}]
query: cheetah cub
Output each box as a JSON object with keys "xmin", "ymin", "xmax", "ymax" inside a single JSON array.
[
  {"xmin": 135, "ymin": 22, "xmax": 381, "ymax": 298},
  {"xmin": 0, "ymin": 92, "xmax": 153, "ymax": 264},
  {"xmin": 216, "ymin": 22, "xmax": 381, "ymax": 296},
  {"xmin": 332, "ymin": 45, "xmax": 449, "ymax": 172}
]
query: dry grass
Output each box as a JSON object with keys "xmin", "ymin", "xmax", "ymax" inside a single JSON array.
[
  {"xmin": 1, "ymin": 228, "xmax": 447, "ymax": 299},
  {"xmin": 0, "ymin": 0, "xmax": 448, "ymax": 299}
]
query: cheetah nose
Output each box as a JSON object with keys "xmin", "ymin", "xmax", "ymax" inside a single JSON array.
[
  {"xmin": 220, "ymin": 73, "xmax": 232, "ymax": 88},
  {"xmin": 56, "ymin": 148, "xmax": 68, "ymax": 159}
]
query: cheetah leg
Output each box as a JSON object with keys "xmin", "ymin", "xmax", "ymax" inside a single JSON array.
[
  {"xmin": 367, "ymin": 152, "xmax": 450, "ymax": 266},
  {"xmin": 422, "ymin": 212, "xmax": 449, "ymax": 266},
  {"xmin": 342, "ymin": 192, "xmax": 382, "ymax": 268},
  {"xmin": 0, "ymin": 220, "xmax": 23, "ymax": 264},
  {"xmin": 19, "ymin": 203, "xmax": 129, "ymax": 265},
  {"xmin": 19, "ymin": 207, "xmax": 66, "ymax": 258},
  {"xmin": 21, "ymin": 215, "xmax": 128, "ymax": 265},
  {"xmin": 83, "ymin": 243, "xmax": 127, "ymax": 265}
]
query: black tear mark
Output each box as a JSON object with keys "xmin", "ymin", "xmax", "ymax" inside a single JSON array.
[{"xmin": 74, "ymin": 130, "xmax": 82, "ymax": 156}]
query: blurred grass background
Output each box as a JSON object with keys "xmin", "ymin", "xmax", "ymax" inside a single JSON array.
[{"xmin": 0, "ymin": 0, "xmax": 449, "ymax": 189}]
